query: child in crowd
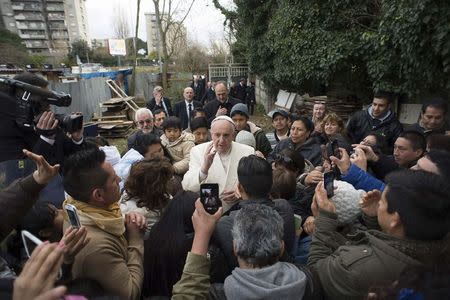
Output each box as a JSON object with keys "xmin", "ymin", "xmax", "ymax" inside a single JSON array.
[
  {"xmin": 190, "ymin": 117, "xmax": 209, "ymax": 145},
  {"xmin": 161, "ymin": 116, "xmax": 195, "ymax": 175}
]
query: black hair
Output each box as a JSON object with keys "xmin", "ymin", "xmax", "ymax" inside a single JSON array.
[
  {"xmin": 238, "ymin": 155, "xmax": 273, "ymax": 198},
  {"xmin": 190, "ymin": 117, "xmax": 208, "ymax": 132},
  {"xmin": 426, "ymin": 150, "xmax": 450, "ymax": 180},
  {"xmin": 20, "ymin": 202, "xmax": 57, "ymax": 238},
  {"xmin": 85, "ymin": 136, "xmax": 110, "ymax": 147},
  {"xmin": 13, "ymin": 72, "xmax": 48, "ymax": 88},
  {"xmin": 384, "ymin": 170, "xmax": 450, "ymax": 240},
  {"xmin": 63, "ymin": 148, "xmax": 108, "ymax": 202},
  {"xmin": 374, "ymin": 91, "xmax": 396, "ymax": 103},
  {"xmin": 270, "ymin": 168, "xmax": 296, "ymax": 200},
  {"xmin": 279, "ymin": 148, "xmax": 306, "ymax": 175},
  {"xmin": 133, "ymin": 132, "xmax": 161, "ymax": 156},
  {"xmin": 398, "ymin": 130, "xmax": 426, "ymax": 152},
  {"xmin": 193, "ymin": 107, "xmax": 206, "ymax": 115},
  {"xmin": 427, "ymin": 134, "xmax": 450, "ymax": 152},
  {"xmin": 143, "ymin": 191, "xmax": 197, "ymax": 297},
  {"xmin": 365, "ymin": 132, "xmax": 390, "ymax": 155},
  {"xmin": 162, "ymin": 116, "xmax": 182, "ymax": 131},
  {"xmin": 421, "ymin": 96, "xmax": 448, "ymax": 114},
  {"xmin": 153, "ymin": 108, "xmax": 166, "ymax": 116},
  {"xmin": 290, "ymin": 114, "xmax": 314, "ymax": 132}
]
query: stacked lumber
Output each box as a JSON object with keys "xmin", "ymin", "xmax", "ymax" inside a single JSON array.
[
  {"xmin": 92, "ymin": 97, "xmax": 136, "ymax": 138},
  {"xmin": 294, "ymin": 94, "xmax": 362, "ymax": 121}
]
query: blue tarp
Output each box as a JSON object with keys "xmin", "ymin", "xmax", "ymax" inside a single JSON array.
[{"xmin": 79, "ymin": 69, "xmax": 133, "ymax": 94}]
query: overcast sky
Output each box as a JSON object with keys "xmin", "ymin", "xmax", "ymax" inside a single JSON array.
[{"xmin": 85, "ymin": 0, "xmax": 232, "ymax": 47}]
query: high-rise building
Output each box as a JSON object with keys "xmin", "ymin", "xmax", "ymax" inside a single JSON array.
[
  {"xmin": 0, "ymin": 0, "xmax": 90, "ymax": 58},
  {"xmin": 145, "ymin": 12, "xmax": 187, "ymax": 57}
]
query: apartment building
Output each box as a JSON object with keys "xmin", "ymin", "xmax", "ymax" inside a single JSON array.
[
  {"xmin": 0, "ymin": 0, "xmax": 90, "ymax": 57},
  {"xmin": 145, "ymin": 12, "xmax": 187, "ymax": 56}
]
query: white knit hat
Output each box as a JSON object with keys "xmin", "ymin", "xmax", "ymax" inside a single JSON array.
[
  {"xmin": 235, "ymin": 130, "xmax": 256, "ymax": 149},
  {"xmin": 330, "ymin": 180, "xmax": 365, "ymax": 225}
]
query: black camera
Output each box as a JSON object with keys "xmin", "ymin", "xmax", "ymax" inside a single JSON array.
[{"xmin": 0, "ymin": 77, "xmax": 82, "ymax": 133}]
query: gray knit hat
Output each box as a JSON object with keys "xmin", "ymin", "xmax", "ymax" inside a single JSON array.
[
  {"xmin": 236, "ymin": 130, "xmax": 256, "ymax": 149},
  {"xmin": 230, "ymin": 103, "xmax": 249, "ymax": 118},
  {"xmin": 330, "ymin": 180, "xmax": 365, "ymax": 225}
]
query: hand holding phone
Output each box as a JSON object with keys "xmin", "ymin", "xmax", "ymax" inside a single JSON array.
[
  {"xmin": 64, "ymin": 204, "xmax": 81, "ymax": 228},
  {"xmin": 324, "ymin": 171, "xmax": 335, "ymax": 198},
  {"xmin": 200, "ymin": 183, "xmax": 221, "ymax": 214}
]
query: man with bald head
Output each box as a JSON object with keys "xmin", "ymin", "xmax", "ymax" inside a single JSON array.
[
  {"xmin": 182, "ymin": 116, "xmax": 254, "ymax": 211},
  {"xmin": 174, "ymin": 87, "xmax": 203, "ymax": 130},
  {"xmin": 204, "ymin": 81, "xmax": 241, "ymax": 124}
]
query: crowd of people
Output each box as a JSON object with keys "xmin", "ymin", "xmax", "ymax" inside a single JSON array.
[{"xmin": 0, "ymin": 73, "xmax": 449, "ymax": 300}]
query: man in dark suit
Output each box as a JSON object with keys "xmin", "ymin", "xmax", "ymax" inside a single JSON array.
[
  {"xmin": 190, "ymin": 75, "xmax": 205, "ymax": 103},
  {"xmin": 146, "ymin": 85, "xmax": 173, "ymax": 116},
  {"xmin": 174, "ymin": 87, "xmax": 202, "ymax": 130},
  {"xmin": 204, "ymin": 81, "xmax": 241, "ymax": 124},
  {"xmin": 230, "ymin": 78, "xmax": 247, "ymax": 102}
]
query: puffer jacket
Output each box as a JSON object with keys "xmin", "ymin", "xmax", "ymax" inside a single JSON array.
[
  {"xmin": 246, "ymin": 121, "xmax": 273, "ymax": 157},
  {"xmin": 268, "ymin": 137, "xmax": 323, "ymax": 167},
  {"xmin": 346, "ymin": 109, "xmax": 403, "ymax": 149},
  {"xmin": 161, "ymin": 131, "xmax": 195, "ymax": 175}
]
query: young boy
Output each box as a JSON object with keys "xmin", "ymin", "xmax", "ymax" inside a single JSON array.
[
  {"xmin": 161, "ymin": 116, "xmax": 195, "ymax": 175},
  {"xmin": 190, "ymin": 117, "xmax": 209, "ymax": 145}
]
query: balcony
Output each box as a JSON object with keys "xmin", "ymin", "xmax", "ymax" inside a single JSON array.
[
  {"xmin": 20, "ymin": 33, "xmax": 46, "ymax": 39},
  {"xmin": 46, "ymin": 5, "xmax": 64, "ymax": 12},
  {"xmin": 14, "ymin": 13, "xmax": 44, "ymax": 21},
  {"xmin": 47, "ymin": 13, "xmax": 65, "ymax": 21},
  {"xmin": 12, "ymin": 3, "xmax": 42, "ymax": 11},
  {"xmin": 24, "ymin": 40, "xmax": 49, "ymax": 49}
]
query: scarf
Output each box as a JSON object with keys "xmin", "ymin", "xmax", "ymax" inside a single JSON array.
[{"xmin": 63, "ymin": 197, "xmax": 127, "ymax": 247}]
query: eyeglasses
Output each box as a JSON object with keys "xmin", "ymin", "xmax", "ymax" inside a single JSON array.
[{"xmin": 138, "ymin": 119, "xmax": 153, "ymax": 125}]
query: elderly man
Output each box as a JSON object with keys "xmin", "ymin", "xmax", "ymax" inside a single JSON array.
[
  {"xmin": 172, "ymin": 203, "xmax": 310, "ymax": 299},
  {"xmin": 408, "ymin": 97, "xmax": 448, "ymax": 137},
  {"xmin": 127, "ymin": 108, "xmax": 163, "ymax": 150},
  {"xmin": 204, "ymin": 81, "xmax": 241, "ymax": 124},
  {"xmin": 147, "ymin": 85, "xmax": 173, "ymax": 116},
  {"xmin": 174, "ymin": 87, "xmax": 203, "ymax": 130},
  {"xmin": 182, "ymin": 116, "xmax": 254, "ymax": 211}
]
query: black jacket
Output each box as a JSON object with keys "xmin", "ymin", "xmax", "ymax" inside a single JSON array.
[
  {"xmin": 346, "ymin": 109, "xmax": 403, "ymax": 149},
  {"xmin": 201, "ymin": 87, "xmax": 216, "ymax": 105},
  {"xmin": 230, "ymin": 84, "xmax": 247, "ymax": 102},
  {"xmin": 210, "ymin": 198, "xmax": 295, "ymax": 283},
  {"xmin": 204, "ymin": 97, "xmax": 242, "ymax": 124},
  {"xmin": 147, "ymin": 97, "xmax": 173, "ymax": 116},
  {"xmin": 268, "ymin": 137, "xmax": 323, "ymax": 167},
  {"xmin": 190, "ymin": 82, "xmax": 204, "ymax": 103},
  {"xmin": 0, "ymin": 91, "xmax": 39, "ymax": 162},
  {"xmin": 407, "ymin": 122, "xmax": 448, "ymax": 138},
  {"xmin": 173, "ymin": 100, "xmax": 202, "ymax": 130}
]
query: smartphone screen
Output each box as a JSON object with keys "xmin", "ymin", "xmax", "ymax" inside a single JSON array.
[
  {"xmin": 200, "ymin": 183, "xmax": 221, "ymax": 214},
  {"xmin": 331, "ymin": 140, "xmax": 341, "ymax": 159},
  {"xmin": 65, "ymin": 205, "xmax": 81, "ymax": 228},
  {"xmin": 324, "ymin": 171, "xmax": 335, "ymax": 198}
]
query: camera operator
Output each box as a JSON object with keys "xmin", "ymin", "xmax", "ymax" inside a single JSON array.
[{"xmin": 0, "ymin": 73, "xmax": 84, "ymax": 198}]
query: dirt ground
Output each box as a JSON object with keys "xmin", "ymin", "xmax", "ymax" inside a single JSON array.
[{"xmin": 107, "ymin": 104, "xmax": 273, "ymax": 154}]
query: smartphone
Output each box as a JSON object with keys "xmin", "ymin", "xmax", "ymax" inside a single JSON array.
[
  {"xmin": 324, "ymin": 171, "xmax": 335, "ymax": 198},
  {"xmin": 64, "ymin": 204, "xmax": 81, "ymax": 228},
  {"xmin": 21, "ymin": 230, "xmax": 63, "ymax": 279},
  {"xmin": 21, "ymin": 230, "xmax": 43, "ymax": 258},
  {"xmin": 200, "ymin": 183, "xmax": 221, "ymax": 214},
  {"xmin": 327, "ymin": 139, "xmax": 341, "ymax": 159}
]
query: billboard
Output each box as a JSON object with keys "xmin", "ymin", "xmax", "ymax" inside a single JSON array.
[{"xmin": 108, "ymin": 39, "xmax": 126, "ymax": 56}]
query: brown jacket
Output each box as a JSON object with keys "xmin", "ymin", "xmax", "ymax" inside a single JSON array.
[
  {"xmin": 66, "ymin": 220, "xmax": 144, "ymax": 300},
  {"xmin": 161, "ymin": 131, "xmax": 195, "ymax": 175},
  {"xmin": 0, "ymin": 174, "xmax": 44, "ymax": 242}
]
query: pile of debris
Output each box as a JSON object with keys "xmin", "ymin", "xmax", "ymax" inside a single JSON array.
[
  {"xmin": 91, "ymin": 79, "xmax": 139, "ymax": 138},
  {"xmin": 294, "ymin": 93, "xmax": 363, "ymax": 121}
]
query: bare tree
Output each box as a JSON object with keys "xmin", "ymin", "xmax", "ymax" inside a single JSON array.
[
  {"xmin": 152, "ymin": 0, "xmax": 195, "ymax": 89},
  {"xmin": 112, "ymin": 4, "xmax": 131, "ymax": 39},
  {"xmin": 130, "ymin": 0, "xmax": 141, "ymax": 96}
]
